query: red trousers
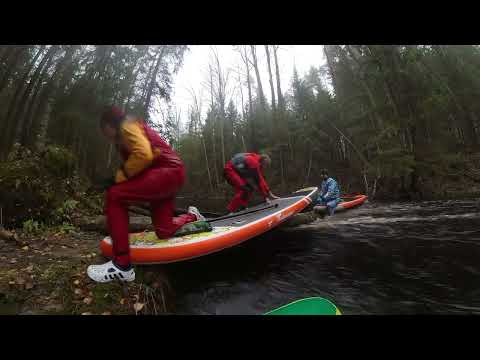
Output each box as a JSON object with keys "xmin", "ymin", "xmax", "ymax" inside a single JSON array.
[
  {"xmin": 105, "ymin": 166, "xmax": 196, "ymax": 267},
  {"xmin": 224, "ymin": 162, "xmax": 253, "ymax": 213}
]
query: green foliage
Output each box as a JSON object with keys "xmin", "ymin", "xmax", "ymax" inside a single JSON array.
[
  {"xmin": 0, "ymin": 144, "xmax": 89, "ymax": 227},
  {"xmin": 57, "ymin": 222, "xmax": 77, "ymax": 234},
  {"xmin": 53, "ymin": 199, "xmax": 79, "ymax": 224},
  {"xmin": 0, "ymin": 45, "xmax": 188, "ymax": 182},
  {"xmin": 22, "ymin": 219, "xmax": 43, "ymax": 235},
  {"xmin": 43, "ymin": 146, "xmax": 76, "ymax": 177},
  {"xmin": 373, "ymin": 149, "xmax": 416, "ymax": 178},
  {"xmin": 2, "ymin": 45, "xmax": 480, "ymax": 204}
]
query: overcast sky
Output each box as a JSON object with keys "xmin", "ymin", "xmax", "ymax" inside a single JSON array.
[{"xmin": 156, "ymin": 45, "xmax": 327, "ymax": 127}]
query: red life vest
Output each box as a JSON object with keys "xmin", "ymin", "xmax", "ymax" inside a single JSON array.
[{"xmin": 118, "ymin": 119, "xmax": 183, "ymax": 169}]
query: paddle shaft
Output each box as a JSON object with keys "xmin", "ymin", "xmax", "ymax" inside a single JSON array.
[{"xmin": 207, "ymin": 203, "xmax": 279, "ymax": 223}]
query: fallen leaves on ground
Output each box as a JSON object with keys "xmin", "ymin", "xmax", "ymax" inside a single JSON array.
[
  {"xmin": 133, "ymin": 302, "xmax": 145, "ymax": 313},
  {"xmin": 83, "ymin": 297, "xmax": 93, "ymax": 305}
]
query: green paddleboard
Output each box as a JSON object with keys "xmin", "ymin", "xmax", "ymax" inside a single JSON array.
[{"xmin": 265, "ymin": 297, "xmax": 341, "ymax": 315}]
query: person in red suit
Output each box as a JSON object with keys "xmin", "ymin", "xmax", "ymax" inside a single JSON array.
[
  {"xmin": 223, "ymin": 152, "xmax": 280, "ymax": 213},
  {"xmin": 87, "ymin": 106, "xmax": 205, "ymax": 283}
]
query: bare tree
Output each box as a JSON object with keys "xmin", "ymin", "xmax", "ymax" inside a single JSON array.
[
  {"xmin": 2, "ymin": 45, "xmax": 46, "ymax": 155},
  {"xmin": 211, "ymin": 47, "xmax": 228, "ymax": 166},
  {"xmin": 187, "ymin": 86, "xmax": 214, "ymax": 193},
  {"xmin": 249, "ymin": 45, "xmax": 266, "ymax": 111},
  {"xmin": 273, "ymin": 45, "xmax": 285, "ymax": 111},
  {"xmin": 234, "ymin": 46, "xmax": 254, "ymax": 118},
  {"xmin": 143, "ymin": 46, "xmax": 167, "ymax": 120},
  {"xmin": 264, "ymin": 45, "xmax": 276, "ymax": 112},
  {"xmin": 18, "ymin": 46, "xmax": 61, "ymax": 147},
  {"xmin": 207, "ymin": 63, "xmax": 221, "ymax": 188}
]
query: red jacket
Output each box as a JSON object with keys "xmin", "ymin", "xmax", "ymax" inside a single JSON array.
[
  {"xmin": 227, "ymin": 153, "xmax": 270, "ymax": 197},
  {"xmin": 115, "ymin": 117, "xmax": 183, "ymax": 182}
]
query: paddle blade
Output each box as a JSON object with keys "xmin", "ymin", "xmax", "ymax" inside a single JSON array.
[{"xmin": 265, "ymin": 297, "xmax": 341, "ymax": 315}]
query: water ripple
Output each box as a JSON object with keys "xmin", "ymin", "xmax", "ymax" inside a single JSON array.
[{"xmin": 167, "ymin": 200, "xmax": 480, "ymax": 314}]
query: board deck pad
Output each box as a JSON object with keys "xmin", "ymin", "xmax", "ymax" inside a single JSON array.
[
  {"xmin": 126, "ymin": 226, "xmax": 235, "ymax": 247},
  {"xmin": 265, "ymin": 297, "xmax": 341, "ymax": 315}
]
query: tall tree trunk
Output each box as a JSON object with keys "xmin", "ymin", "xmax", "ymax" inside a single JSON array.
[
  {"xmin": 273, "ymin": 45, "xmax": 285, "ymax": 111},
  {"xmin": 237, "ymin": 46, "xmax": 255, "ymax": 149},
  {"xmin": 241, "ymin": 135, "xmax": 247, "ymax": 152},
  {"xmin": 29, "ymin": 45, "xmax": 80, "ymax": 148},
  {"xmin": 143, "ymin": 46, "xmax": 166, "ymax": 120},
  {"xmin": 125, "ymin": 64, "xmax": 142, "ymax": 111},
  {"xmin": 34, "ymin": 100, "xmax": 52, "ymax": 151},
  {"xmin": 2, "ymin": 45, "xmax": 46, "ymax": 157},
  {"xmin": 202, "ymin": 136, "xmax": 214, "ymax": 193},
  {"xmin": 11, "ymin": 45, "xmax": 59, "ymax": 146},
  {"xmin": 304, "ymin": 147, "xmax": 313, "ymax": 186},
  {"xmin": 124, "ymin": 47, "xmax": 149, "ymax": 110},
  {"xmin": 264, "ymin": 45, "xmax": 276, "ymax": 112},
  {"xmin": 0, "ymin": 46, "xmax": 29, "ymax": 94},
  {"xmin": 209, "ymin": 65, "xmax": 220, "ymax": 188},
  {"xmin": 324, "ymin": 45, "xmax": 341, "ymax": 98},
  {"xmin": 249, "ymin": 45, "xmax": 266, "ymax": 111},
  {"xmin": 213, "ymin": 48, "xmax": 227, "ymax": 167},
  {"xmin": 238, "ymin": 67, "xmax": 245, "ymax": 119},
  {"xmin": 0, "ymin": 46, "xmax": 12, "ymax": 65},
  {"xmin": 242, "ymin": 47, "xmax": 254, "ymax": 118},
  {"xmin": 139, "ymin": 57, "xmax": 155, "ymax": 112},
  {"xmin": 19, "ymin": 50, "xmax": 57, "ymax": 147},
  {"xmin": 243, "ymin": 48, "xmax": 256, "ymax": 150}
]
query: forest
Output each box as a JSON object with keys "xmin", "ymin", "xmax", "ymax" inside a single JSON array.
[{"xmin": 1, "ymin": 45, "xmax": 480, "ymax": 228}]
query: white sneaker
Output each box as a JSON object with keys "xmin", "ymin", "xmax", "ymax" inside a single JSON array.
[
  {"xmin": 87, "ymin": 260, "xmax": 135, "ymax": 283},
  {"xmin": 188, "ymin": 206, "xmax": 206, "ymax": 222}
]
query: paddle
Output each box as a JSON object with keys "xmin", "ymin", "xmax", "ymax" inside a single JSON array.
[
  {"xmin": 207, "ymin": 203, "xmax": 280, "ymax": 223},
  {"xmin": 264, "ymin": 297, "xmax": 341, "ymax": 315}
]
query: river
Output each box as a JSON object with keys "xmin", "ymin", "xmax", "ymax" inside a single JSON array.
[{"xmin": 168, "ymin": 199, "xmax": 480, "ymax": 314}]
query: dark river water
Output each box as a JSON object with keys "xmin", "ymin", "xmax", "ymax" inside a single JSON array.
[{"xmin": 168, "ymin": 198, "xmax": 480, "ymax": 314}]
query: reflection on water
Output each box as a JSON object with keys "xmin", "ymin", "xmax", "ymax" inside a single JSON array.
[{"xmin": 167, "ymin": 199, "xmax": 480, "ymax": 314}]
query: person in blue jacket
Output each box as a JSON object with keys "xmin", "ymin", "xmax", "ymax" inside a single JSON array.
[{"xmin": 317, "ymin": 169, "xmax": 341, "ymax": 216}]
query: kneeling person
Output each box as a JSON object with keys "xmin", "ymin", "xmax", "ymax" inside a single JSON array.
[
  {"xmin": 316, "ymin": 169, "xmax": 341, "ymax": 216},
  {"xmin": 87, "ymin": 106, "xmax": 205, "ymax": 283}
]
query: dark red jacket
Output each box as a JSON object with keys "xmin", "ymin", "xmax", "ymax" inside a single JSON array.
[
  {"xmin": 227, "ymin": 153, "xmax": 270, "ymax": 197},
  {"xmin": 117, "ymin": 118, "xmax": 183, "ymax": 170}
]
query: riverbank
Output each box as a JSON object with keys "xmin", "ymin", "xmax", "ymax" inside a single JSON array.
[{"xmin": 0, "ymin": 228, "xmax": 174, "ymax": 315}]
